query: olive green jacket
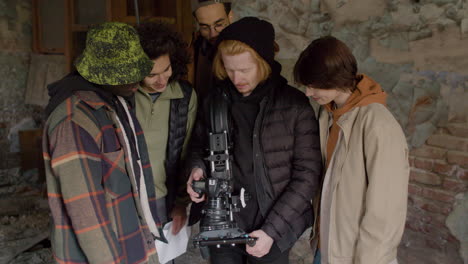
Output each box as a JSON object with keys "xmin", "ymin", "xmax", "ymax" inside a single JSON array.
[{"xmin": 135, "ymin": 81, "xmax": 197, "ymax": 202}]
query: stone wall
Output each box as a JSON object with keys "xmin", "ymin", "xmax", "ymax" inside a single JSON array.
[
  {"xmin": 233, "ymin": 0, "xmax": 467, "ymax": 263},
  {"xmin": 1, "ymin": 0, "xmax": 467, "ymax": 263}
]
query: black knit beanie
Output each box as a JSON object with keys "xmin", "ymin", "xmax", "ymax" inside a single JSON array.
[{"xmin": 216, "ymin": 17, "xmax": 275, "ymax": 67}]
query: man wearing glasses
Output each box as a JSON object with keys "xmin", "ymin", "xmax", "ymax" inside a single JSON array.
[{"xmin": 188, "ymin": 0, "xmax": 234, "ymax": 102}]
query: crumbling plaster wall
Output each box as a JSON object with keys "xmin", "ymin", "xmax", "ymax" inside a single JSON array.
[
  {"xmin": 0, "ymin": 2, "xmax": 52, "ymax": 263},
  {"xmin": 232, "ymin": 0, "xmax": 467, "ymax": 263},
  {"xmin": 0, "ymin": 0, "xmax": 41, "ymax": 186}
]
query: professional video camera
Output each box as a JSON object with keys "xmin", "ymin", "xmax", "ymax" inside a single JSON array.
[{"xmin": 191, "ymin": 94, "xmax": 256, "ymax": 258}]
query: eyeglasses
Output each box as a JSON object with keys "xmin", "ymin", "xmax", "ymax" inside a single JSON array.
[{"xmin": 199, "ymin": 21, "xmax": 228, "ymax": 34}]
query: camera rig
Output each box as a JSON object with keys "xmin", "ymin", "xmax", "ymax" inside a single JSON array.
[{"xmin": 191, "ymin": 94, "xmax": 256, "ymax": 257}]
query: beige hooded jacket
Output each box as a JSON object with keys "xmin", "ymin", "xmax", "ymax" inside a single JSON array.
[{"xmin": 317, "ymin": 75, "xmax": 409, "ymax": 264}]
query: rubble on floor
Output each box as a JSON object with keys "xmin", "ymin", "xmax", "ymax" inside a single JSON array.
[
  {"xmin": 0, "ymin": 169, "xmax": 51, "ymax": 264},
  {"xmin": 0, "ymin": 168, "xmax": 313, "ymax": 264}
]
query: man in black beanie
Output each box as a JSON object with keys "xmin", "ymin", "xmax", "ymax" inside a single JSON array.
[{"xmin": 186, "ymin": 17, "xmax": 322, "ymax": 263}]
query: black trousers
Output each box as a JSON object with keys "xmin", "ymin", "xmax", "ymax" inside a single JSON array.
[{"xmin": 209, "ymin": 243, "xmax": 289, "ymax": 264}]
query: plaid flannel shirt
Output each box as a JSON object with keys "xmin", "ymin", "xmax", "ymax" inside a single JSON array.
[{"xmin": 43, "ymin": 90, "xmax": 161, "ymax": 264}]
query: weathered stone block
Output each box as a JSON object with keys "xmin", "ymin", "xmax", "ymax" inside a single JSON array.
[
  {"xmin": 414, "ymin": 158, "xmax": 434, "ymax": 171},
  {"xmin": 410, "ymin": 196, "xmax": 453, "ymax": 215},
  {"xmin": 322, "ymin": 0, "xmax": 387, "ymax": 26},
  {"xmin": 391, "ymin": 3, "xmax": 420, "ymax": 27},
  {"xmin": 461, "ymin": 18, "xmax": 468, "ymax": 39},
  {"xmin": 446, "ymin": 90, "xmax": 468, "ymax": 122},
  {"xmin": 433, "ymin": 161, "xmax": 457, "ymax": 176},
  {"xmin": 446, "ymin": 192, "xmax": 468, "ymax": 264},
  {"xmin": 420, "ymin": 187, "xmax": 456, "ymax": 203},
  {"xmin": 424, "ymin": 211, "xmax": 449, "ymax": 228},
  {"xmin": 435, "ymin": 17, "xmax": 457, "ymax": 30},
  {"xmin": 422, "ymin": 201, "xmax": 453, "ymax": 215},
  {"xmin": 446, "ymin": 123, "xmax": 468, "ymax": 138},
  {"xmin": 405, "ymin": 215, "xmax": 424, "ymax": 232},
  {"xmin": 411, "ymin": 123, "xmax": 438, "ymax": 148},
  {"xmin": 421, "ymin": 0, "xmax": 459, "ymax": 7},
  {"xmin": 379, "ymin": 32, "xmax": 410, "ymax": 51},
  {"xmin": 427, "ymin": 134, "xmax": 468, "ymax": 152},
  {"xmin": 410, "ymin": 169, "xmax": 442, "ymax": 185},
  {"xmin": 458, "ymin": 168, "xmax": 468, "ymax": 181},
  {"xmin": 333, "ymin": 27, "xmax": 370, "ymax": 61},
  {"xmin": 420, "ymin": 4, "xmax": 444, "ymax": 23},
  {"xmin": 409, "ymin": 183, "xmax": 423, "ymax": 195},
  {"xmin": 278, "ymin": 11, "xmax": 303, "ymax": 35},
  {"xmin": 443, "ymin": 178, "xmax": 468, "ymax": 193},
  {"xmin": 447, "ymin": 150, "xmax": 468, "ymax": 166},
  {"xmin": 409, "ymin": 28, "xmax": 433, "ymax": 41}
]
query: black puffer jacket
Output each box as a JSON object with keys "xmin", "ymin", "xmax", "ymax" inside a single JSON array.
[{"xmin": 187, "ymin": 72, "xmax": 322, "ymax": 252}]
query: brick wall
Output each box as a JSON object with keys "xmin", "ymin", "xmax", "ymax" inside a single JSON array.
[{"xmin": 399, "ymin": 123, "xmax": 468, "ymax": 264}]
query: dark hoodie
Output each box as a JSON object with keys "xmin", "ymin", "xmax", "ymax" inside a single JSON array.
[{"xmin": 45, "ymin": 71, "xmax": 115, "ymax": 118}]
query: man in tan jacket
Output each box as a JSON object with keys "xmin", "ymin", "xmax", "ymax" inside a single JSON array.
[{"xmin": 294, "ymin": 36, "xmax": 409, "ymax": 264}]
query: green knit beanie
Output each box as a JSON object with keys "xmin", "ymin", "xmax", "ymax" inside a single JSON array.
[{"xmin": 75, "ymin": 22, "xmax": 153, "ymax": 85}]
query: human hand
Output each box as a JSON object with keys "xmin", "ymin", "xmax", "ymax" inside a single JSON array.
[
  {"xmin": 246, "ymin": 229, "xmax": 274, "ymax": 258},
  {"xmin": 186, "ymin": 168, "xmax": 206, "ymax": 203},
  {"xmin": 170, "ymin": 205, "xmax": 187, "ymax": 235}
]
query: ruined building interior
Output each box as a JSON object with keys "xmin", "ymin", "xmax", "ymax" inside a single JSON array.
[{"xmin": 0, "ymin": 0, "xmax": 467, "ymax": 263}]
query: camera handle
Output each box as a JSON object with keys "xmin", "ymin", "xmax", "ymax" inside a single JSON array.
[
  {"xmin": 192, "ymin": 179, "xmax": 250, "ymax": 209},
  {"xmin": 192, "ymin": 179, "xmax": 206, "ymax": 199}
]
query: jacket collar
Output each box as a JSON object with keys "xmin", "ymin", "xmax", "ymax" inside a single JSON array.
[
  {"xmin": 45, "ymin": 72, "xmax": 117, "ymax": 116},
  {"xmin": 137, "ymin": 81, "xmax": 183, "ymax": 100},
  {"xmin": 319, "ymin": 106, "xmax": 361, "ymax": 161},
  {"xmin": 336, "ymin": 107, "xmax": 360, "ymax": 150},
  {"xmin": 74, "ymin": 90, "xmax": 113, "ymax": 111}
]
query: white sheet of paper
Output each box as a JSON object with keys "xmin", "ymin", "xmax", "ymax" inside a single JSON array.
[{"xmin": 155, "ymin": 220, "xmax": 191, "ymax": 264}]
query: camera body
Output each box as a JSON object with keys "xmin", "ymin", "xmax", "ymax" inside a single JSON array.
[{"xmin": 191, "ymin": 95, "xmax": 256, "ymax": 254}]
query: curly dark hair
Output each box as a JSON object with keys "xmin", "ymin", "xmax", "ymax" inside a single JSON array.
[{"xmin": 136, "ymin": 22, "xmax": 191, "ymax": 82}]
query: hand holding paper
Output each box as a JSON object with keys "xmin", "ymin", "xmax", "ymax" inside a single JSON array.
[{"xmin": 155, "ymin": 220, "xmax": 191, "ymax": 264}]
